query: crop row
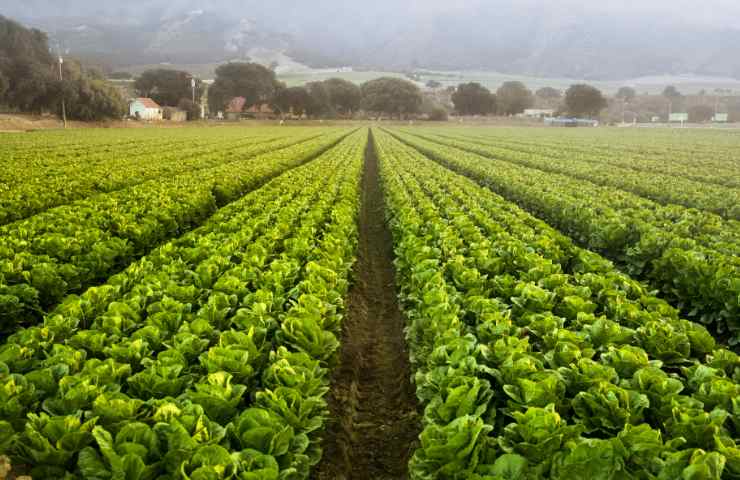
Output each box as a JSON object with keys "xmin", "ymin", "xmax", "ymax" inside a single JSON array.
[
  {"xmin": 423, "ymin": 128, "xmax": 740, "ymax": 189},
  {"xmin": 0, "ymin": 129, "xmax": 365, "ymax": 479},
  {"xmin": 0, "ymin": 129, "xmax": 332, "ymax": 225},
  {"xmin": 401, "ymin": 129, "xmax": 740, "ymax": 220},
  {"xmin": 0, "ymin": 127, "xmax": 282, "ymax": 162},
  {"xmin": 391, "ymin": 129, "xmax": 740, "ymax": 256},
  {"xmin": 388, "ymin": 129, "xmax": 740, "ymax": 344},
  {"xmin": 374, "ymin": 129, "xmax": 740, "ymax": 479},
  {"xmin": 0, "ymin": 129, "xmax": 351, "ymax": 333}
]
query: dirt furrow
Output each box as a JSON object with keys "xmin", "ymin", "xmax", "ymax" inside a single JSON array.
[{"xmin": 314, "ymin": 130, "xmax": 419, "ymax": 480}]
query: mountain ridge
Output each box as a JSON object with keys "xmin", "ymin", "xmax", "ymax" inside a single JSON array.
[{"xmin": 4, "ymin": 0, "xmax": 740, "ymax": 80}]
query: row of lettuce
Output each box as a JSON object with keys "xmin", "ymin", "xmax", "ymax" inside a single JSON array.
[
  {"xmin": 401, "ymin": 129, "xmax": 740, "ymax": 220},
  {"xmin": 0, "ymin": 128, "xmax": 334, "ymax": 225},
  {"xmin": 388, "ymin": 129, "xmax": 740, "ymax": 345},
  {"xmin": 0, "ymin": 130, "xmax": 366, "ymax": 479},
  {"xmin": 374, "ymin": 129, "xmax": 740, "ymax": 479},
  {"xmin": 421, "ymin": 128, "xmax": 740, "ymax": 190},
  {"xmin": 394, "ymin": 130, "xmax": 740, "ymax": 260},
  {"xmin": 0, "ymin": 130, "xmax": 350, "ymax": 333}
]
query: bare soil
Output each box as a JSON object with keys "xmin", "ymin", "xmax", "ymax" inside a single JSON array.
[
  {"xmin": 0, "ymin": 113, "xmax": 141, "ymax": 131},
  {"xmin": 314, "ymin": 131, "xmax": 420, "ymax": 480}
]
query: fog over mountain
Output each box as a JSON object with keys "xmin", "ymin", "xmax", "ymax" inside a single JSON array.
[{"xmin": 3, "ymin": 0, "xmax": 740, "ymax": 80}]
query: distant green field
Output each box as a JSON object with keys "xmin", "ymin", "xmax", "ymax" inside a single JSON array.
[
  {"xmin": 280, "ymin": 70, "xmax": 407, "ymax": 86},
  {"xmin": 122, "ymin": 62, "xmax": 740, "ymax": 95}
]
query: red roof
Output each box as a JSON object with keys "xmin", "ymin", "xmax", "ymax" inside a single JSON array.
[
  {"xmin": 136, "ymin": 98, "xmax": 160, "ymax": 109},
  {"xmin": 245, "ymin": 103, "xmax": 275, "ymax": 114},
  {"xmin": 226, "ymin": 97, "xmax": 247, "ymax": 113}
]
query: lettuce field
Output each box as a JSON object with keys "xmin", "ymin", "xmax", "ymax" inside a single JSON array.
[{"xmin": 0, "ymin": 125, "xmax": 738, "ymax": 479}]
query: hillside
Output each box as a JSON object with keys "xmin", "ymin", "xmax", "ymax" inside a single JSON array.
[{"xmin": 3, "ymin": 0, "xmax": 740, "ymax": 80}]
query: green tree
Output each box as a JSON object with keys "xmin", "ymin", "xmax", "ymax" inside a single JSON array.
[
  {"xmin": 428, "ymin": 107, "xmax": 448, "ymax": 121},
  {"xmin": 207, "ymin": 62, "xmax": 281, "ymax": 113},
  {"xmin": 305, "ymin": 81, "xmax": 332, "ymax": 117},
  {"xmin": 57, "ymin": 59, "xmax": 127, "ymax": 121},
  {"xmin": 6, "ymin": 61, "xmax": 57, "ymax": 113},
  {"xmin": 662, "ymin": 85, "xmax": 682, "ymax": 99},
  {"xmin": 615, "ymin": 86, "xmax": 636, "ymax": 102},
  {"xmin": 134, "ymin": 69, "xmax": 201, "ymax": 107},
  {"xmin": 728, "ymin": 98, "xmax": 740, "ymax": 122},
  {"xmin": 177, "ymin": 98, "xmax": 201, "ymax": 120},
  {"xmin": 0, "ymin": 15, "xmax": 56, "ymax": 112},
  {"xmin": 65, "ymin": 78, "xmax": 126, "ymax": 121},
  {"xmin": 273, "ymin": 86, "xmax": 312, "ymax": 116},
  {"xmin": 0, "ymin": 15, "xmax": 124, "ymax": 120},
  {"xmin": 451, "ymin": 82, "xmax": 496, "ymax": 115},
  {"xmin": 360, "ymin": 77, "xmax": 422, "ymax": 117},
  {"xmin": 535, "ymin": 87, "xmax": 561, "ymax": 99},
  {"xmin": 688, "ymin": 104, "xmax": 714, "ymax": 123},
  {"xmin": 662, "ymin": 85, "xmax": 684, "ymax": 113},
  {"xmin": 0, "ymin": 16, "xmax": 53, "ymax": 67},
  {"xmin": 323, "ymin": 78, "xmax": 362, "ymax": 115},
  {"xmin": 564, "ymin": 84, "xmax": 607, "ymax": 118},
  {"xmin": 0, "ymin": 70, "xmax": 8, "ymax": 101},
  {"xmin": 496, "ymin": 81, "xmax": 533, "ymax": 115}
]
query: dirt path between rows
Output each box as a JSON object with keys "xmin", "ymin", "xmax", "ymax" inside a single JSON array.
[{"xmin": 314, "ymin": 130, "xmax": 419, "ymax": 480}]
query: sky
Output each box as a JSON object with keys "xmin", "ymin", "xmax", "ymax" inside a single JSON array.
[{"xmin": 2, "ymin": 0, "xmax": 740, "ymax": 27}]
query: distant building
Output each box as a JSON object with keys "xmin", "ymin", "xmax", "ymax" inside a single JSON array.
[
  {"xmin": 669, "ymin": 113, "xmax": 689, "ymax": 123},
  {"xmin": 245, "ymin": 103, "xmax": 277, "ymax": 119},
  {"xmin": 129, "ymin": 98, "xmax": 162, "ymax": 120},
  {"xmin": 225, "ymin": 96, "xmax": 247, "ymax": 121},
  {"xmin": 544, "ymin": 117, "xmax": 598, "ymax": 127},
  {"xmin": 522, "ymin": 108, "xmax": 555, "ymax": 118},
  {"xmin": 163, "ymin": 107, "xmax": 187, "ymax": 122},
  {"xmin": 224, "ymin": 97, "xmax": 277, "ymax": 120},
  {"xmin": 713, "ymin": 113, "xmax": 728, "ymax": 123}
]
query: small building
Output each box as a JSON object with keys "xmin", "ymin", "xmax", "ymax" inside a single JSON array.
[
  {"xmin": 713, "ymin": 113, "xmax": 728, "ymax": 123},
  {"xmin": 129, "ymin": 98, "xmax": 162, "ymax": 120},
  {"xmin": 669, "ymin": 113, "xmax": 689, "ymax": 123},
  {"xmin": 544, "ymin": 117, "xmax": 598, "ymax": 127},
  {"xmin": 224, "ymin": 97, "xmax": 277, "ymax": 120},
  {"xmin": 245, "ymin": 103, "xmax": 277, "ymax": 120},
  {"xmin": 522, "ymin": 108, "xmax": 555, "ymax": 119},
  {"xmin": 163, "ymin": 107, "xmax": 187, "ymax": 122},
  {"xmin": 225, "ymin": 97, "xmax": 247, "ymax": 121}
]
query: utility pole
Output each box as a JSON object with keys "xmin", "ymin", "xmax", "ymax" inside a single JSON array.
[
  {"xmin": 58, "ymin": 56, "xmax": 67, "ymax": 129},
  {"xmin": 622, "ymin": 98, "xmax": 626, "ymax": 124}
]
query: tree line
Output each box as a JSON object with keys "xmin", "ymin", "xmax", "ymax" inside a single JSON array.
[
  {"xmin": 0, "ymin": 15, "xmax": 126, "ymax": 121},
  {"xmin": 134, "ymin": 62, "xmax": 429, "ymax": 119},
  {"xmin": 195, "ymin": 63, "xmax": 609, "ymax": 120},
  {"xmin": 449, "ymin": 81, "xmax": 607, "ymax": 118},
  {"xmin": 447, "ymin": 82, "xmax": 737, "ymax": 123}
]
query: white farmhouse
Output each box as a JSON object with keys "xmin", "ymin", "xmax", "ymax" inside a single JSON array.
[
  {"xmin": 522, "ymin": 108, "xmax": 555, "ymax": 118},
  {"xmin": 129, "ymin": 98, "xmax": 163, "ymax": 120}
]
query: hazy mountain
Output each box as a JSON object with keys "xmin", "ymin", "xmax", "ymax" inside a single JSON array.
[{"xmin": 3, "ymin": 0, "xmax": 740, "ymax": 80}]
